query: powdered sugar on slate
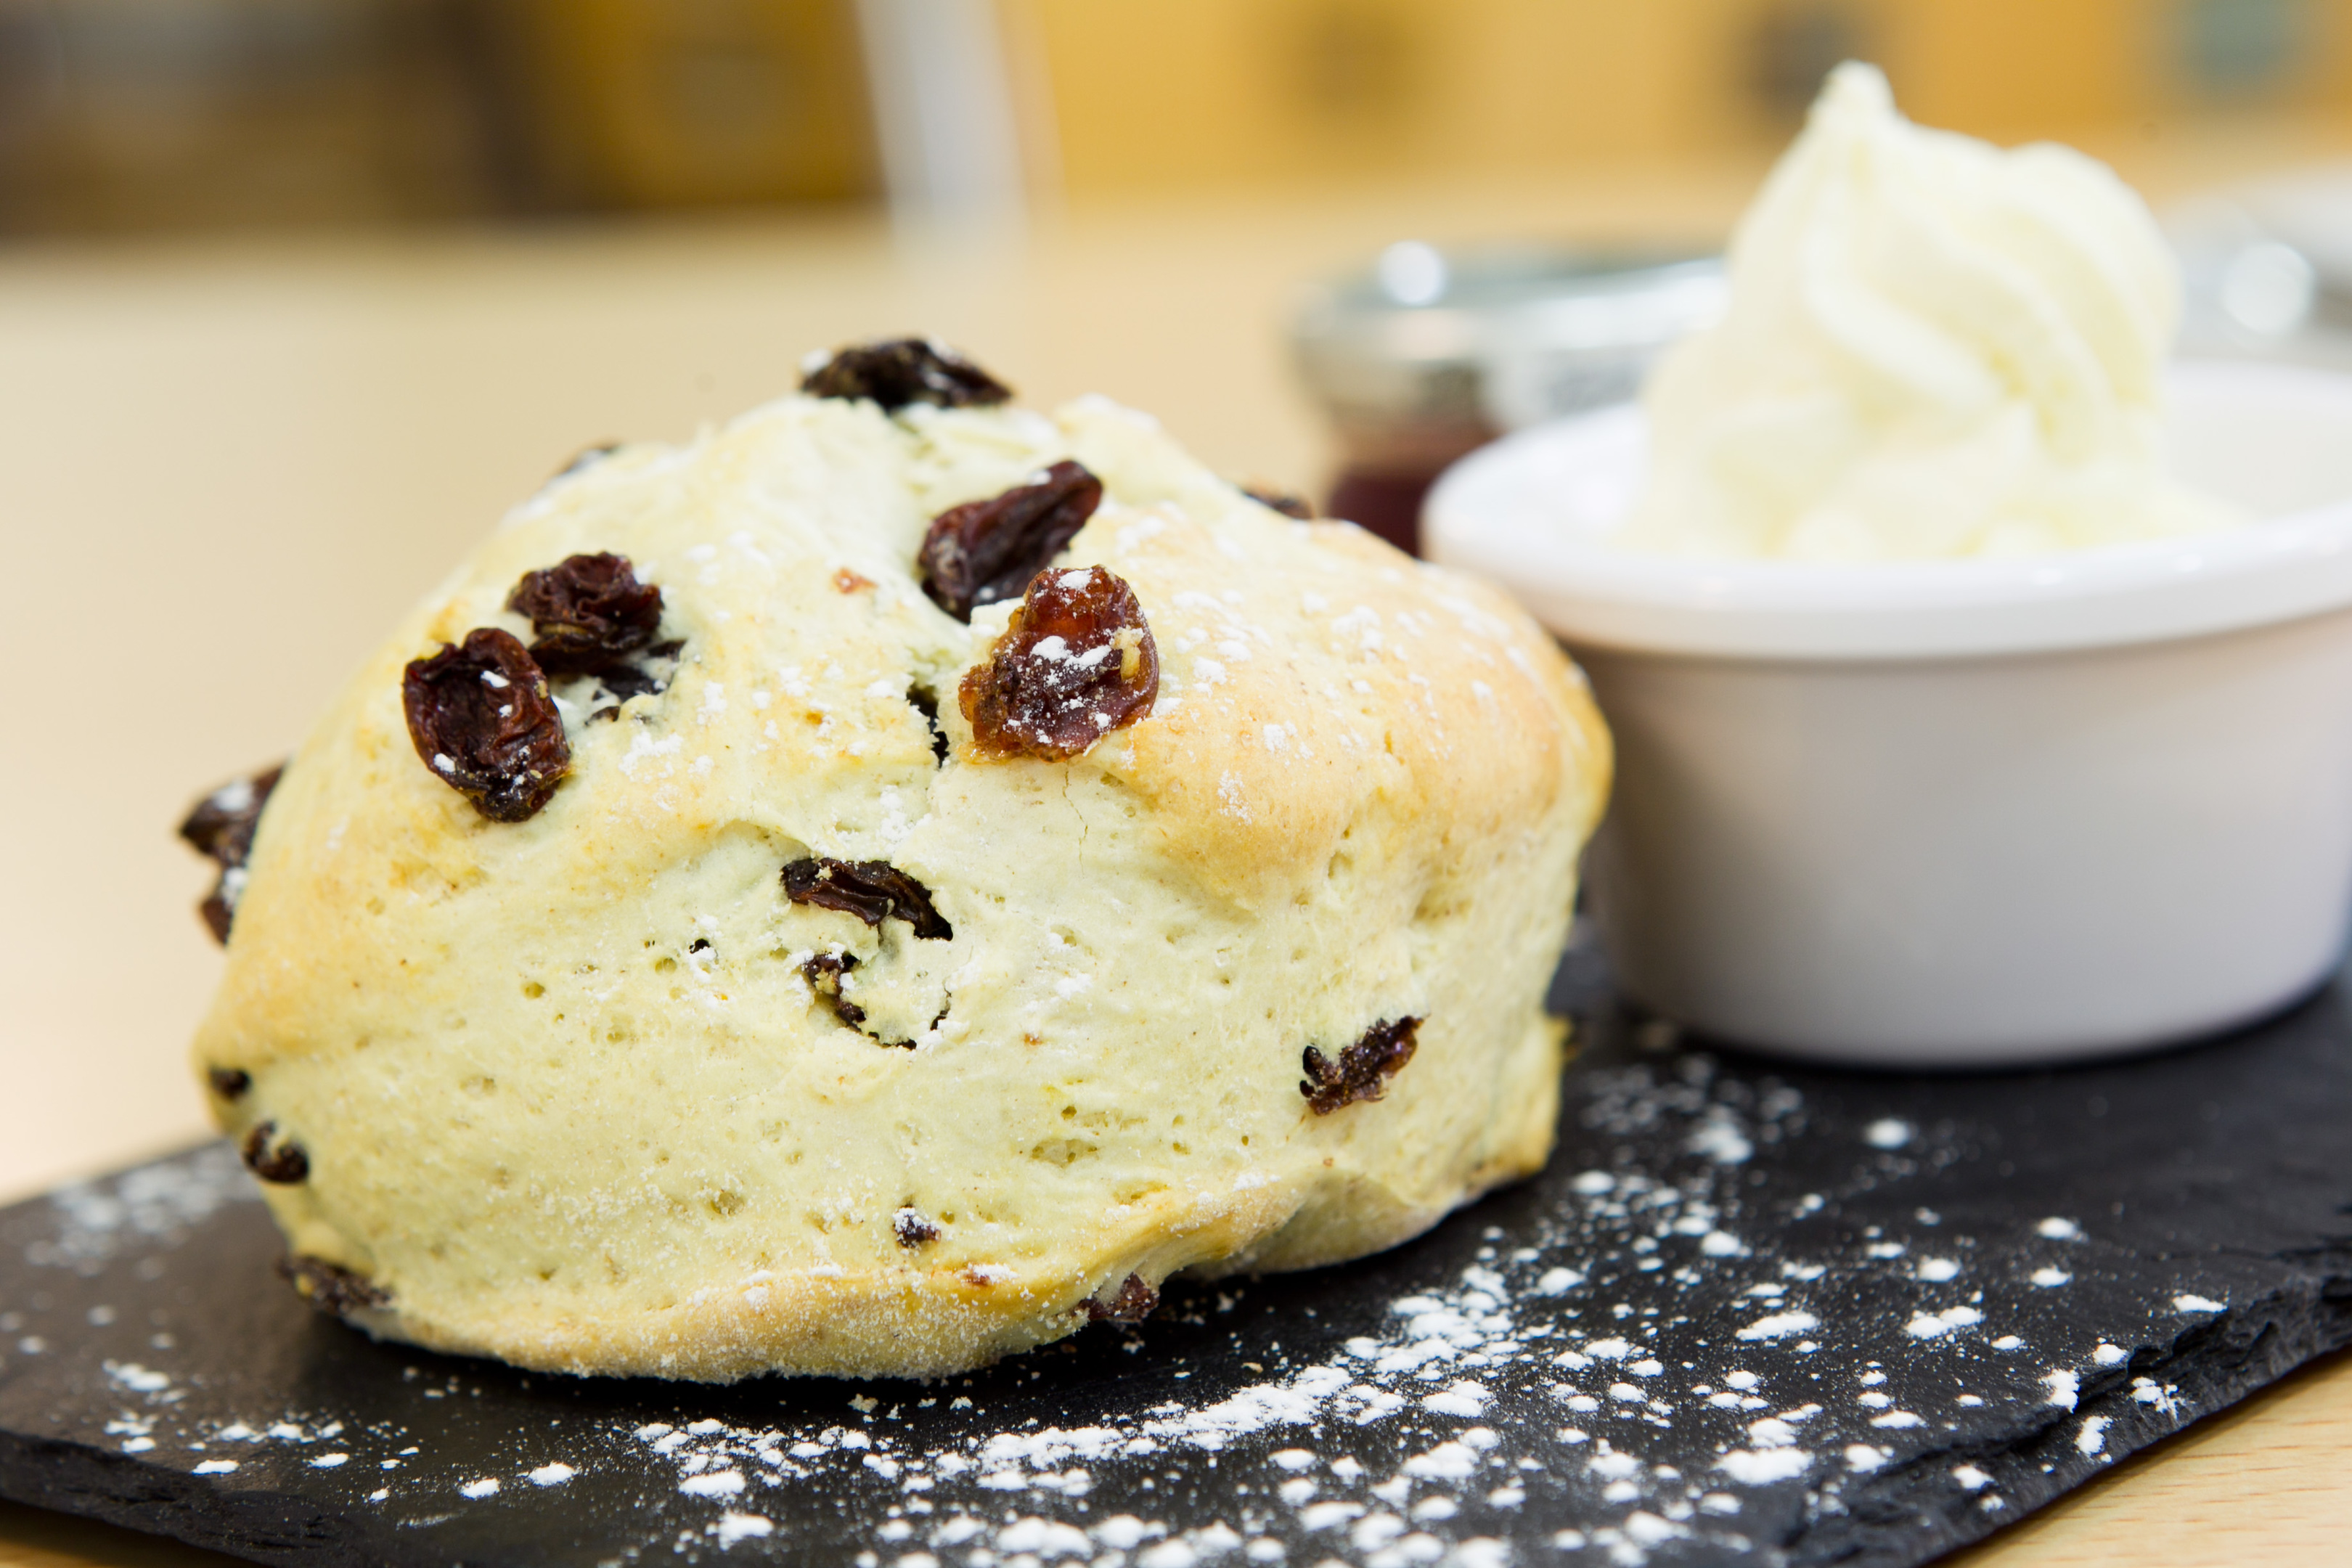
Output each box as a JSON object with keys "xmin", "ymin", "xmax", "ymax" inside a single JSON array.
[
  {"xmin": 26, "ymin": 1143, "xmax": 258, "ymax": 1271},
  {"xmin": 341, "ymin": 1055, "xmax": 2240, "ymax": 1561},
  {"xmin": 0, "ymin": 1037, "xmax": 2290, "ymax": 1567}
]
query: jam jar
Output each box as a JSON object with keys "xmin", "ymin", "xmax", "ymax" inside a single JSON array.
[{"xmin": 1291, "ymin": 242, "xmax": 1723, "ymax": 555}]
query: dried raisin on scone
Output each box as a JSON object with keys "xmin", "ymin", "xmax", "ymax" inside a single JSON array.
[
  {"xmin": 507, "ymin": 552, "xmax": 663, "ymax": 677},
  {"xmin": 240, "ymin": 1121, "xmax": 309, "ymax": 1184},
  {"xmin": 1302, "ymin": 1018, "xmax": 1421, "ymax": 1114},
  {"xmin": 801, "ymin": 338, "xmax": 1011, "ymax": 411},
  {"xmin": 279, "ymin": 1255, "xmax": 389, "ymax": 1318},
  {"xmin": 179, "ymin": 763, "xmax": 282, "ymax": 942},
  {"xmin": 918, "ymin": 461, "xmax": 1103, "ymax": 621},
  {"xmin": 401, "ymin": 629, "xmax": 569, "ymax": 821},
  {"xmin": 783, "ymin": 857, "xmax": 953, "ymax": 939},
  {"xmin": 960, "ymin": 565, "xmax": 1159, "ymax": 760}
]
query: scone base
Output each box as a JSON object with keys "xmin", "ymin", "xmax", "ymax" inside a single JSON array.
[{"xmin": 11, "ymin": 947, "xmax": 2352, "ymax": 1568}]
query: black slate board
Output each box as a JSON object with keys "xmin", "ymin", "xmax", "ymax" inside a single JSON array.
[{"xmin": 4, "ymin": 942, "xmax": 2349, "ymax": 1568}]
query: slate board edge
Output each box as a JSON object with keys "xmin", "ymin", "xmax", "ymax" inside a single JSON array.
[
  {"xmin": 0, "ymin": 1429, "xmax": 421, "ymax": 1568},
  {"xmin": 1, "ymin": 1167, "xmax": 2347, "ymax": 1568},
  {"xmin": 13, "ymin": 942, "xmax": 2352, "ymax": 1568},
  {"xmin": 1789, "ymin": 1267, "xmax": 2352, "ymax": 1564}
]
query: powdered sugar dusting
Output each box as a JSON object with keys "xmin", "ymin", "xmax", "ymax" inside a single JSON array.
[
  {"xmin": 2, "ymin": 1020, "xmax": 2289, "ymax": 1566},
  {"xmin": 303, "ymin": 1050, "xmax": 2231, "ymax": 1564},
  {"xmin": 27, "ymin": 1145, "xmax": 258, "ymax": 1272}
]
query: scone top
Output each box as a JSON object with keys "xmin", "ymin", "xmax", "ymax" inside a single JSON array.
[
  {"xmin": 392, "ymin": 342, "xmax": 1162, "ymax": 840},
  {"xmin": 185, "ymin": 339, "xmax": 1610, "ymax": 1380}
]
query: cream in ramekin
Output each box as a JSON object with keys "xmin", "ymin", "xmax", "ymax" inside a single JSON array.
[
  {"xmin": 1425, "ymin": 67, "xmax": 2352, "ymax": 1065},
  {"xmin": 1431, "ymin": 362, "xmax": 2352, "ymax": 1064}
]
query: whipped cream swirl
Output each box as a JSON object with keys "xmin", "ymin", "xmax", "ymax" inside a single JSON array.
[{"xmin": 1622, "ymin": 62, "xmax": 2240, "ymax": 560}]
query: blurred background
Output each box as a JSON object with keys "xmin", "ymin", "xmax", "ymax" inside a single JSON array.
[
  {"xmin": 13, "ymin": 0, "xmax": 2352, "ymax": 1199},
  {"xmin": 3, "ymin": 0, "xmax": 2352, "ymax": 230}
]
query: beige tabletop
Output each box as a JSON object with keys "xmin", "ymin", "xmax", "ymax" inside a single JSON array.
[{"xmin": 3, "ymin": 141, "xmax": 2349, "ymax": 1566}]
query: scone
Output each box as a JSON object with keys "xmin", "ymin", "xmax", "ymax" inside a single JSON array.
[{"xmin": 182, "ymin": 340, "xmax": 1612, "ymax": 1381}]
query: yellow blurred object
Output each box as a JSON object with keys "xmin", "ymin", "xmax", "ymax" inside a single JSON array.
[
  {"xmin": 0, "ymin": 0, "xmax": 498, "ymax": 234},
  {"xmin": 1026, "ymin": 0, "xmax": 1713, "ymax": 193},
  {"xmin": 1893, "ymin": 0, "xmax": 2351, "ymax": 135},
  {"xmin": 0, "ymin": 0, "xmax": 879, "ymax": 234},
  {"xmin": 1024, "ymin": 0, "xmax": 2352, "ymax": 201},
  {"xmin": 6, "ymin": 0, "xmax": 2352, "ymax": 232},
  {"xmin": 494, "ymin": 0, "xmax": 875, "ymax": 209}
]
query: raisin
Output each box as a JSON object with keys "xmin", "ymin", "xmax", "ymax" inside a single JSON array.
[
  {"xmin": 960, "ymin": 565, "xmax": 1159, "ymax": 760},
  {"xmin": 277, "ymin": 1254, "xmax": 388, "ymax": 1317},
  {"xmin": 893, "ymin": 1206, "xmax": 941, "ymax": 1247},
  {"xmin": 241, "ymin": 1121, "xmax": 310, "ymax": 1184},
  {"xmin": 402, "ymin": 629, "xmax": 571, "ymax": 822},
  {"xmin": 1300, "ymin": 1016, "xmax": 1421, "ymax": 1115},
  {"xmin": 179, "ymin": 766, "xmax": 280, "ymax": 863},
  {"xmin": 1243, "ymin": 484, "xmax": 1315, "ymax": 520},
  {"xmin": 783, "ymin": 858, "xmax": 953, "ymax": 940},
  {"xmin": 801, "ymin": 338, "xmax": 1012, "ymax": 412},
  {"xmin": 506, "ymin": 553, "xmax": 663, "ymax": 677},
  {"xmin": 195, "ymin": 888, "xmax": 236, "ymax": 946},
  {"xmin": 207, "ymin": 1067, "xmax": 251, "ymax": 1101},
  {"xmin": 918, "ymin": 461, "xmax": 1104, "ymax": 622},
  {"xmin": 1082, "ymin": 1273, "xmax": 1159, "ymax": 1324},
  {"xmin": 594, "ymin": 663, "xmax": 666, "ymax": 705},
  {"xmin": 552, "ymin": 442, "xmax": 619, "ymax": 481},
  {"xmin": 802, "ymin": 952, "xmax": 867, "ymax": 1027},
  {"xmin": 178, "ymin": 763, "xmax": 283, "ymax": 944}
]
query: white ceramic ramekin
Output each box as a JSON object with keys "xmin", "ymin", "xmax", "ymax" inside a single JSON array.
[{"xmin": 1426, "ymin": 361, "xmax": 2352, "ymax": 1066}]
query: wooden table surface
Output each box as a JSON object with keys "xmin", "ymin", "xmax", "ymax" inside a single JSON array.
[{"xmin": 4, "ymin": 142, "xmax": 2350, "ymax": 1565}]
